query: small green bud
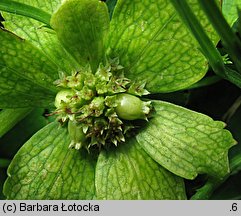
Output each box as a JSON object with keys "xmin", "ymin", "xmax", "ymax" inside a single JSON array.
[
  {"xmin": 115, "ymin": 93, "xmax": 151, "ymax": 120},
  {"xmin": 66, "ymin": 72, "xmax": 84, "ymax": 90},
  {"xmin": 54, "ymin": 89, "xmax": 75, "ymax": 108},
  {"xmin": 68, "ymin": 120, "xmax": 87, "ymax": 150},
  {"xmin": 89, "ymin": 97, "xmax": 105, "ymax": 117}
]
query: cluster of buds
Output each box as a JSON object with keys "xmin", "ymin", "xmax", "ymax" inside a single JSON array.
[{"xmin": 53, "ymin": 58, "xmax": 152, "ymax": 150}]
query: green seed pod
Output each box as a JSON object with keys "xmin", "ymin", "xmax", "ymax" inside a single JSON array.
[
  {"xmin": 54, "ymin": 89, "xmax": 75, "ymax": 109},
  {"xmin": 68, "ymin": 120, "xmax": 87, "ymax": 150},
  {"xmin": 115, "ymin": 93, "xmax": 151, "ymax": 120}
]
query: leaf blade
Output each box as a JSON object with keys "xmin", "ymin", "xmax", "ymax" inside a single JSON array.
[
  {"xmin": 137, "ymin": 101, "xmax": 236, "ymax": 180},
  {"xmin": 1, "ymin": 0, "xmax": 81, "ymax": 74},
  {"xmin": 95, "ymin": 138, "xmax": 186, "ymax": 200},
  {"xmin": 3, "ymin": 122, "xmax": 96, "ymax": 199},
  {"xmin": 0, "ymin": 67, "xmax": 56, "ymax": 108},
  {"xmin": 0, "ymin": 28, "xmax": 59, "ymax": 107},
  {"xmin": 107, "ymin": 0, "xmax": 219, "ymax": 93},
  {"xmin": 50, "ymin": 0, "xmax": 110, "ymax": 71},
  {"xmin": 0, "ymin": 28, "xmax": 58, "ymax": 91}
]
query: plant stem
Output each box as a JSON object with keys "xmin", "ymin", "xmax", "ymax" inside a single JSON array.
[{"xmin": 0, "ymin": 0, "xmax": 51, "ymax": 27}]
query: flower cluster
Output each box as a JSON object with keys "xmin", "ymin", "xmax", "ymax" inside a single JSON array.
[{"xmin": 53, "ymin": 58, "xmax": 151, "ymax": 150}]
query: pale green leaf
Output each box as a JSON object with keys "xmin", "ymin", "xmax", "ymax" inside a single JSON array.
[
  {"xmin": 3, "ymin": 122, "xmax": 96, "ymax": 199},
  {"xmin": 1, "ymin": 0, "xmax": 81, "ymax": 74},
  {"xmin": 0, "ymin": 67, "xmax": 56, "ymax": 108},
  {"xmin": 137, "ymin": 101, "xmax": 236, "ymax": 180},
  {"xmin": 0, "ymin": 29, "xmax": 58, "ymax": 91},
  {"xmin": 222, "ymin": 0, "xmax": 241, "ymax": 26},
  {"xmin": 0, "ymin": 29, "xmax": 58, "ymax": 107},
  {"xmin": 95, "ymin": 138, "xmax": 186, "ymax": 200},
  {"xmin": 107, "ymin": 0, "xmax": 219, "ymax": 93},
  {"xmin": 51, "ymin": 0, "xmax": 110, "ymax": 71},
  {"xmin": 0, "ymin": 108, "xmax": 32, "ymax": 137}
]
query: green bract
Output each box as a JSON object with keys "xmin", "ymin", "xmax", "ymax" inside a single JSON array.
[{"xmin": 0, "ymin": 0, "xmax": 236, "ymax": 199}]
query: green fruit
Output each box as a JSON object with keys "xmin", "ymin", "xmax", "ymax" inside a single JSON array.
[
  {"xmin": 68, "ymin": 120, "xmax": 87, "ymax": 150},
  {"xmin": 115, "ymin": 93, "xmax": 151, "ymax": 120},
  {"xmin": 54, "ymin": 89, "xmax": 75, "ymax": 108}
]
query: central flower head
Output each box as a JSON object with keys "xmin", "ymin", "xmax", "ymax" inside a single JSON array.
[{"xmin": 54, "ymin": 58, "xmax": 152, "ymax": 150}]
